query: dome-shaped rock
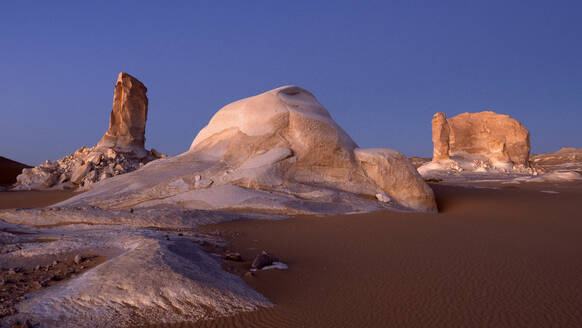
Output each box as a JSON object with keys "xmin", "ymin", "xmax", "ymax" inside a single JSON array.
[{"xmin": 60, "ymin": 86, "xmax": 436, "ymax": 213}]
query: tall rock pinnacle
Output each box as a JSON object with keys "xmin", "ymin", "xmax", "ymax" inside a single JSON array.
[{"xmin": 97, "ymin": 72, "xmax": 148, "ymax": 156}]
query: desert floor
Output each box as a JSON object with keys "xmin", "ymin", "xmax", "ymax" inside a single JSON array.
[
  {"xmin": 192, "ymin": 182, "xmax": 582, "ymax": 328},
  {"xmin": 1, "ymin": 182, "xmax": 582, "ymax": 327}
]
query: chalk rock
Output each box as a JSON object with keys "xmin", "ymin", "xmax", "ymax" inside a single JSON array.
[
  {"xmin": 446, "ymin": 111, "xmax": 530, "ymax": 166},
  {"xmin": 419, "ymin": 111, "xmax": 533, "ymax": 179},
  {"xmin": 58, "ymin": 86, "xmax": 437, "ymax": 213},
  {"xmin": 431, "ymin": 112, "xmax": 450, "ymax": 161},
  {"xmin": 13, "ymin": 73, "xmax": 165, "ymax": 191},
  {"xmin": 97, "ymin": 72, "xmax": 148, "ymax": 157},
  {"xmin": 252, "ymin": 251, "xmax": 279, "ymax": 269},
  {"xmin": 354, "ymin": 148, "xmax": 435, "ymax": 212},
  {"xmin": 530, "ymin": 147, "xmax": 582, "ymax": 173},
  {"xmin": 70, "ymin": 163, "xmax": 92, "ymax": 184}
]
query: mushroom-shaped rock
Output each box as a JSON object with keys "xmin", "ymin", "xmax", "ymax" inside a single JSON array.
[{"xmin": 58, "ymin": 86, "xmax": 437, "ymax": 213}]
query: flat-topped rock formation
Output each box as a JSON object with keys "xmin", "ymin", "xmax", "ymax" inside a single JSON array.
[
  {"xmin": 59, "ymin": 86, "xmax": 437, "ymax": 213},
  {"xmin": 419, "ymin": 111, "xmax": 533, "ymax": 179},
  {"xmin": 447, "ymin": 111, "xmax": 530, "ymax": 166},
  {"xmin": 14, "ymin": 73, "xmax": 164, "ymax": 191}
]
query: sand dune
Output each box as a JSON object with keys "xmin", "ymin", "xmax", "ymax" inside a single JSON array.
[{"xmin": 0, "ymin": 156, "xmax": 30, "ymax": 187}]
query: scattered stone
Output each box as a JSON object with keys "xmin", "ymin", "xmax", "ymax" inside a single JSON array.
[
  {"xmin": 244, "ymin": 271, "xmax": 255, "ymax": 278},
  {"xmin": 251, "ymin": 251, "xmax": 279, "ymax": 270},
  {"xmin": 74, "ymin": 254, "xmax": 83, "ymax": 265},
  {"xmin": 223, "ymin": 252, "xmax": 242, "ymax": 262}
]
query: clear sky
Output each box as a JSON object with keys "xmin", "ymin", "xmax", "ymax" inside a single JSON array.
[{"xmin": 1, "ymin": 1, "xmax": 581, "ymax": 165}]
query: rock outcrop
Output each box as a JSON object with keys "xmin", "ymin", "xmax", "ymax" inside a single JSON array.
[
  {"xmin": 59, "ymin": 86, "xmax": 437, "ymax": 213},
  {"xmin": 97, "ymin": 72, "xmax": 149, "ymax": 156},
  {"xmin": 14, "ymin": 73, "xmax": 164, "ymax": 190},
  {"xmin": 446, "ymin": 111, "xmax": 530, "ymax": 166},
  {"xmin": 431, "ymin": 112, "xmax": 450, "ymax": 161},
  {"xmin": 419, "ymin": 111, "xmax": 532, "ymax": 179},
  {"xmin": 530, "ymin": 147, "xmax": 582, "ymax": 174}
]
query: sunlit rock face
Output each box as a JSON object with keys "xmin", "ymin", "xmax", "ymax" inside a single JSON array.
[
  {"xmin": 97, "ymin": 72, "xmax": 149, "ymax": 156},
  {"xmin": 14, "ymin": 73, "xmax": 164, "ymax": 191},
  {"xmin": 419, "ymin": 111, "xmax": 532, "ymax": 177},
  {"xmin": 431, "ymin": 112, "xmax": 450, "ymax": 161},
  {"xmin": 446, "ymin": 111, "xmax": 530, "ymax": 167},
  {"xmin": 60, "ymin": 86, "xmax": 437, "ymax": 213}
]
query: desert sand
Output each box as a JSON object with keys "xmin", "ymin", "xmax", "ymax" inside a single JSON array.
[{"xmin": 191, "ymin": 181, "xmax": 582, "ymax": 328}]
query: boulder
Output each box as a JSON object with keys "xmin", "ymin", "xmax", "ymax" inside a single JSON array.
[
  {"xmin": 70, "ymin": 163, "xmax": 92, "ymax": 185},
  {"xmin": 57, "ymin": 85, "xmax": 437, "ymax": 213},
  {"xmin": 251, "ymin": 251, "xmax": 279, "ymax": 269}
]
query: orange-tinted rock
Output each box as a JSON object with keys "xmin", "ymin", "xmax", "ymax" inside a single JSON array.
[
  {"xmin": 431, "ymin": 112, "xmax": 450, "ymax": 161},
  {"xmin": 97, "ymin": 72, "xmax": 148, "ymax": 156},
  {"xmin": 430, "ymin": 111, "xmax": 530, "ymax": 166}
]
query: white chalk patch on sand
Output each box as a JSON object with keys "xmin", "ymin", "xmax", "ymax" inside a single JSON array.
[{"xmin": 261, "ymin": 261, "xmax": 288, "ymax": 270}]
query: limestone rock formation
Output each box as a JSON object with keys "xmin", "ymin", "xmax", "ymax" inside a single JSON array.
[
  {"xmin": 419, "ymin": 111, "xmax": 532, "ymax": 179},
  {"xmin": 431, "ymin": 112, "xmax": 450, "ymax": 161},
  {"xmin": 14, "ymin": 73, "xmax": 164, "ymax": 191},
  {"xmin": 447, "ymin": 111, "xmax": 530, "ymax": 166},
  {"xmin": 59, "ymin": 86, "xmax": 437, "ymax": 213},
  {"xmin": 531, "ymin": 147, "xmax": 582, "ymax": 174},
  {"xmin": 97, "ymin": 72, "xmax": 149, "ymax": 156}
]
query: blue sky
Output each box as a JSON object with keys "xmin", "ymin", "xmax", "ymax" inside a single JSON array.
[{"xmin": 1, "ymin": 1, "xmax": 581, "ymax": 165}]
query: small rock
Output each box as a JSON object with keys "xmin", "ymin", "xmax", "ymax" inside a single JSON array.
[
  {"xmin": 244, "ymin": 271, "xmax": 255, "ymax": 278},
  {"xmin": 223, "ymin": 252, "xmax": 242, "ymax": 262},
  {"xmin": 251, "ymin": 251, "xmax": 279, "ymax": 269},
  {"xmin": 52, "ymin": 260, "xmax": 58, "ymax": 266},
  {"xmin": 376, "ymin": 193, "xmax": 391, "ymax": 203},
  {"xmin": 74, "ymin": 254, "xmax": 83, "ymax": 264}
]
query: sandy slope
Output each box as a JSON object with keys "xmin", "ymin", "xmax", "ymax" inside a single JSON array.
[
  {"xmin": 0, "ymin": 156, "xmax": 30, "ymax": 187},
  {"xmin": 193, "ymin": 182, "xmax": 582, "ymax": 328},
  {"xmin": 0, "ymin": 190, "xmax": 79, "ymax": 209}
]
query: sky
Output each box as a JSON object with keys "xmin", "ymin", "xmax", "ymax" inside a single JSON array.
[{"xmin": 1, "ymin": 1, "xmax": 581, "ymax": 165}]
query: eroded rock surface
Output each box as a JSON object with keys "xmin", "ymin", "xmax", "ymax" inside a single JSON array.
[
  {"xmin": 419, "ymin": 111, "xmax": 533, "ymax": 180},
  {"xmin": 14, "ymin": 73, "xmax": 164, "ymax": 191},
  {"xmin": 0, "ymin": 217, "xmax": 270, "ymax": 327},
  {"xmin": 58, "ymin": 86, "xmax": 437, "ymax": 213},
  {"xmin": 97, "ymin": 72, "xmax": 149, "ymax": 155},
  {"xmin": 531, "ymin": 147, "xmax": 582, "ymax": 173},
  {"xmin": 431, "ymin": 112, "xmax": 450, "ymax": 161},
  {"xmin": 447, "ymin": 111, "xmax": 530, "ymax": 166}
]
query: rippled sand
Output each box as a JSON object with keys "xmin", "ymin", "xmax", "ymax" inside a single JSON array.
[{"xmin": 193, "ymin": 182, "xmax": 582, "ymax": 328}]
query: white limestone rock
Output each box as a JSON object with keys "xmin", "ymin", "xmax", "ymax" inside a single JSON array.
[
  {"xmin": 13, "ymin": 73, "xmax": 166, "ymax": 191},
  {"xmin": 58, "ymin": 86, "xmax": 436, "ymax": 213}
]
